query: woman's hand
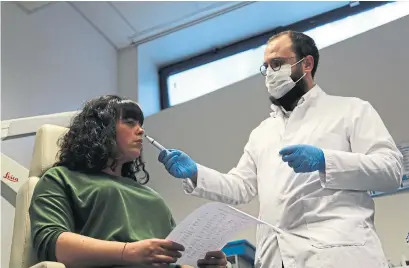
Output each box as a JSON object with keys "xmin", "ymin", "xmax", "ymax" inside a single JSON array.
[
  {"xmin": 197, "ymin": 251, "xmax": 228, "ymax": 268},
  {"xmin": 122, "ymin": 239, "xmax": 185, "ymax": 266}
]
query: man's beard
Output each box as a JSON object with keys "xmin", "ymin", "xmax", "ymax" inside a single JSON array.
[{"xmin": 269, "ymin": 69, "xmax": 308, "ymax": 111}]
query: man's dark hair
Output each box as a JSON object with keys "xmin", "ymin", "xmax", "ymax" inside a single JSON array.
[
  {"xmin": 54, "ymin": 95, "xmax": 150, "ymax": 184},
  {"xmin": 268, "ymin": 30, "xmax": 319, "ymax": 78}
]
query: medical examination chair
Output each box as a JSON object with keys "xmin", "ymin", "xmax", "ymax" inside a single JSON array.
[
  {"xmin": 8, "ymin": 124, "xmax": 232, "ymax": 268},
  {"xmin": 9, "ymin": 124, "xmax": 68, "ymax": 268}
]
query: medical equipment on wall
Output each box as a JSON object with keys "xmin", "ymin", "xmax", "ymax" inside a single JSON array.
[
  {"xmin": 1, "ymin": 111, "xmax": 78, "ymax": 198},
  {"xmin": 223, "ymin": 240, "xmax": 256, "ymax": 268},
  {"xmin": 1, "ymin": 111, "xmax": 78, "ymax": 140}
]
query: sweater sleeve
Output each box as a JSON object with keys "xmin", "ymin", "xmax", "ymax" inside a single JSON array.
[{"xmin": 29, "ymin": 170, "xmax": 75, "ymax": 262}]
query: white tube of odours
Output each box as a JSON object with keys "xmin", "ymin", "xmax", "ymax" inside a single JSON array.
[{"xmin": 145, "ymin": 135, "xmax": 167, "ymax": 151}]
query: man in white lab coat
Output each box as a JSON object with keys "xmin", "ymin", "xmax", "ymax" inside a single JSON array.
[{"xmin": 158, "ymin": 31, "xmax": 403, "ymax": 268}]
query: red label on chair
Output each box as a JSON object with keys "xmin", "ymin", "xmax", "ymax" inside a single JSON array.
[{"xmin": 3, "ymin": 171, "xmax": 19, "ymax": 182}]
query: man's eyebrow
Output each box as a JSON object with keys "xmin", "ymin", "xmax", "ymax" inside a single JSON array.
[{"xmin": 268, "ymin": 57, "xmax": 284, "ymax": 61}]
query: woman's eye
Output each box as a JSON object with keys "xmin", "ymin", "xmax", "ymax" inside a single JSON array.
[{"xmin": 124, "ymin": 119, "xmax": 137, "ymax": 125}]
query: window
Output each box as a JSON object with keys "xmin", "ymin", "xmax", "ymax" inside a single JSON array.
[
  {"xmin": 304, "ymin": 1, "xmax": 409, "ymax": 50},
  {"xmin": 160, "ymin": 1, "xmax": 409, "ymax": 108},
  {"xmin": 166, "ymin": 45, "xmax": 266, "ymax": 107}
]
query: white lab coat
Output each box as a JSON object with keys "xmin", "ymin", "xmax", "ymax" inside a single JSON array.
[{"xmin": 182, "ymin": 85, "xmax": 403, "ymax": 268}]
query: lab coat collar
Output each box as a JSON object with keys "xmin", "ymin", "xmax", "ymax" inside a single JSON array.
[{"xmin": 269, "ymin": 84, "xmax": 324, "ymax": 118}]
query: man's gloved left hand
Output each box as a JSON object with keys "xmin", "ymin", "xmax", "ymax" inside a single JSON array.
[
  {"xmin": 158, "ymin": 149, "xmax": 198, "ymax": 178},
  {"xmin": 279, "ymin": 144, "xmax": 325, "ymax": 173}
]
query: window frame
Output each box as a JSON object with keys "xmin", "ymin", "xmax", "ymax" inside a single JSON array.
[{"xmin": 158, "ymin": 1, "xmax": 391, "ymax": 109}]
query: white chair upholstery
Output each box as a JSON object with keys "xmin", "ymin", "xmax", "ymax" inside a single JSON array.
[{"xmin": 9, "ymin": 124, "xmax": 68, "ymax": 268}]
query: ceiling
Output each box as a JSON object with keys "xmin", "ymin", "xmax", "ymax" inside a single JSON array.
[
  {"xmin": 16, "ymin": 1, "xmax": 350, "ymax": 52},
  {"xmin": 14, "ymin": 1, "xmax": 352, "ymax": 67},
  {"xmin": 17, "ymin": 1, "xmax": 251, "ymax": 49},
  {"xmin": 136, "ymin": 1, "xmax": 350, "ymax": 67}
]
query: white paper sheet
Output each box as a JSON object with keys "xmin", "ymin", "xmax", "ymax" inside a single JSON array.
[{"xmin": 166, "ymin": 202, "xmax": 281, "ymax": 267}]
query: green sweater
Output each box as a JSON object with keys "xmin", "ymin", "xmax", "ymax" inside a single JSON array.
[{"xmin": 29, "ymin": 166, "xmax": 176, "ymax": 264}]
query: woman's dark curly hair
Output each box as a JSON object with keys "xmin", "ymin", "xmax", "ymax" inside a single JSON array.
[{"xmin": 54, "ymin": 95, "xmax": 150, "ymax": 184}]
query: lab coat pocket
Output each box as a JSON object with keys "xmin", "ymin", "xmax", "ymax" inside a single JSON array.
[{"xmin": 302, "ymin": 194, "xmax": 368, "ymax": 249}]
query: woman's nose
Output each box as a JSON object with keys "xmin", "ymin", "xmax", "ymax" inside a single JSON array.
[{"xmin": 136, "ymin": 125, "xmax": 144, "ymax": 135}]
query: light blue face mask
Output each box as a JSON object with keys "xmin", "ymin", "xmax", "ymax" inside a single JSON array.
[{"xmin": 265, "ymin": 58, "xmax": 306, "ymax": 99}]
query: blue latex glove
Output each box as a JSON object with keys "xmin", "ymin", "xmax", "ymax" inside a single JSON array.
[
  {"xmin": 158, "ymin": 149, "xmax": 197, "ymax": 179},
  {"xmin": 279, "ymin": 144, "xmax": 325, "ymax": 173}
]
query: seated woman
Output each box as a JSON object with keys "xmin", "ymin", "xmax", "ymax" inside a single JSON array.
[{"xmin": 29, "ymin": 95, "xmax": 227, "ymax": 268}]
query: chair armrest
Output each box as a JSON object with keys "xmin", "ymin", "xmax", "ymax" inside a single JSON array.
[{"xmin": 29, "ymin": 261, "xmax": 66, "ymax": 268}]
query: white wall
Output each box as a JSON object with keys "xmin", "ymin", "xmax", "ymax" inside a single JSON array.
[
  {"xmin": 1, "ymin": 2, "xmax": 117, "ymax": 120},
  {"xmin": 374, "ymin": 192, "xmax": 409, "ymax": 266},
  {"xmin": 117, "ymin": 43, "xmax": 160, "ymax": 116},
  {"xmin": 136, "ymin": 44, "xmax": 161, "ymax": 116},
  {"xmin": 1, "ymin": 2, "xmax": 117, "ymax": 267},
  {"xmin": 142, "ymin": 15, "xmax": 409, "ymax": 265},
  {"xmin": 118, "ymin": 46, "xmax": 138, "ymax": 102}
]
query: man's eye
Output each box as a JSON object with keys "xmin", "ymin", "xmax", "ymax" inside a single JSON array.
[{"xmin": 271, "ymin": 59, "xmax": 284, "ymax": 67}]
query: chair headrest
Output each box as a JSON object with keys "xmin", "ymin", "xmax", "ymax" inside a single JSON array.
[{"xmin": 28, "ymin": 124, "xmax": 68, "ymax": 177}]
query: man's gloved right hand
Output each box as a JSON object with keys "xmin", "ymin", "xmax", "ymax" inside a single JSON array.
[{"xmin": 158, "ymin": 149, "xmax": 197, "ymax": 179}]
